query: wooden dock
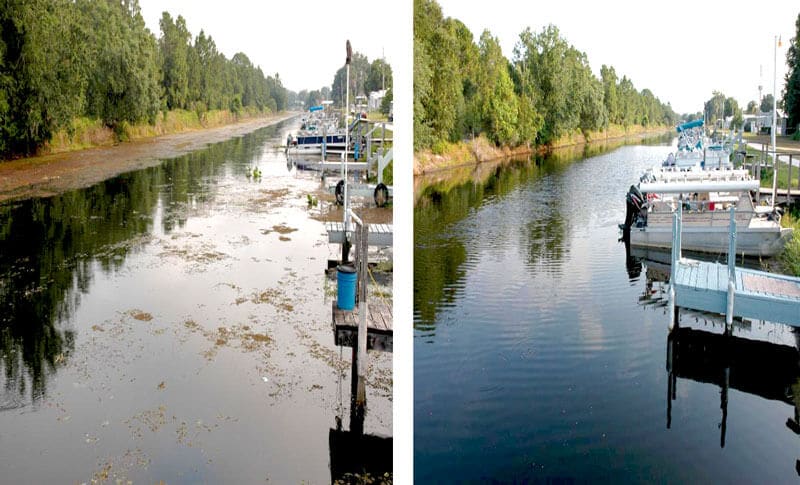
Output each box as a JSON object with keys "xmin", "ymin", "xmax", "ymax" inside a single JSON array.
[
  {"xmin": 669, "ymin": 206, "xmax": 800, "ymax": 328},
  {"xmin": 332, "ymin": 300, "xmax": 393, "ymax": 352},
  {"xmin": 326, "ymin": 221, "xmax": 393, "ymax": 247}
]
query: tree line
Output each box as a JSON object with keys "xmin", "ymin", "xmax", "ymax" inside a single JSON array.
[
  {"xmin": 704, "ymin": 9, "xmax": 799, "ymax": 135},
  {"xmin": 0, "ymin": 0, "xmax": 288, "ymax": 158},
  {"xmin": 414, "ymin": 0, "xmax": 679, "ymax": 150},
  {"xmin": 292, "ymin": 52, "xmax": 393, "ymax": 115}
]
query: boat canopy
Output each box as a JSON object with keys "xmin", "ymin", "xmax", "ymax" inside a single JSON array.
[
  {"xmin": 676, "ymin": 119, "xmax": 703, "ymax": 132},
  {"xmin": 639, "ymin": 179, "xmax": 759, "ymax": 194}
]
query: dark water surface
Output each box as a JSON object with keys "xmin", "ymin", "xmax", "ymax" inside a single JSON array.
[
  {"xmin": 0, "ymin": 119, "xmax": 392, "ymax": 483},
  {"xmin": 414, "ymin": 141, "xmax": 800, "ymax": 483}
]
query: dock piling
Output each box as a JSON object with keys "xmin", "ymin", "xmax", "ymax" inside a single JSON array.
[{"xmin": 726, "ymin": 207, "xmax": 736, "ymax": 328}]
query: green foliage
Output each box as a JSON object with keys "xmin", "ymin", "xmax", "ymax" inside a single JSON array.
[
  {"xmin": 380, "ymin": 88, "xmax": 393, "ymax": 115},
  {"xmin": 413, "ymin": 0, "xmax": 677, "ymax": 151},
  {"xmin": 366, "ymin": 58, "xmax": 392, "ymax": 93},
  {"xmin": 0, "ymin": 0, "xmax": 287, "ymax": 158},
  {"xmin": 0, "ymin": 0, "xmax": 87, "ymax": 155},
  {"xmin": 781, "ymin": 210, "xmax": 800, "ymax": 276},
  {"xmin": 784, "ymin": 13, "xmax": 800, "ymax": 135},
  {"xmin": 79, "ymin": 0, "xmax": 161, "ymax": 129},
  {"xmin": 760, "ymin": 93, "xmax": 775, "ymax": 113},
  {"xmin": 476, "ymin": 30, "xmax": 517, "ymax": 145},
  {"xmin": 413, "ymin": 0, "xmax": 465, "ymax": 144}
]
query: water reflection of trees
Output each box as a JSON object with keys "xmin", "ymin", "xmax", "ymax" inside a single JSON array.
[
  {"xmin": 414, "ymin": 134, "xmax": 670, "ymax": 330},
  {"xmin": 414, "ymin": 156, "xmax": 555, "ymax": 329},
  {"xmin": 0, "ymin": 126, "xmax": 273, "ymax": 406}
]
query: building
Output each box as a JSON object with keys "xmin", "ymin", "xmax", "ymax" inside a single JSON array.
[{"xmin": 368, "ymin": 90, "xmax": 387, "ymax": 111}]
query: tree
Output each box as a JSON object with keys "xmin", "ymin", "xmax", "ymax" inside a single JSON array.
[
  {"xmin": 760, "ymin": 93, "xmax": 775, "ymax": 113},
  {"xmin": 413, "ymin": 0, "xmax": 463, "ymax": 144},
  {"xmin": 746, "ymin": 100, "xmax": 759, "ymax": 114},
  {"xmin": 475, "ymin": 30, "xmax": 517, "ymax": 145},
  {"xmin": 159, "ymin": 12, "xmax": 191, "ymax": 110},
  {"xmin": 0, "ymin": 0, "xmax": 86, "ymax": 155},
  {"xmin": 331, "ymin": 51, "xmax": 370, "ymax": 107},
  {"xmin": 704, "ymin": 91, "xmax": 726, "ymax": 125},
  {"xmin": 783, "ymin": 13, "xmax": 800, "ymax": 133},
  {"xmin": 366, "ymin": 58, "xmax": 392, "ymax": 93},
  {"xmin": 80, "ymin": 0, "xmax": 161, "ymax": 130},
  {"xmin": 600, "ymin": 65, "xmax": 620, "ymax": 124}
]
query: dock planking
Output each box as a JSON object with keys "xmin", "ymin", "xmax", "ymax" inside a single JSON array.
[
  {"xmin": 332, "ymin": 300, "xmax": 393, "ymax": 352},
  {"xmin": 326, "ymin": 221, "xmax": 393, "ymax": 247},
  {"xmin": 670, "ymin": 207, "xmax": 800, "ymax": 327}
]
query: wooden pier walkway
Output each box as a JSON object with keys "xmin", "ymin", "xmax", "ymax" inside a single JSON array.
[
  {"xmin": 332, "ymin": 300, "xmax": 393, "ymax": 352},
  {"xmin": 669, "ymin": 206, "xmax": 800, "ymax": 328},
  {"xmin": 326, "ymin": 221, "xmax": 393, "ymax": 247}
]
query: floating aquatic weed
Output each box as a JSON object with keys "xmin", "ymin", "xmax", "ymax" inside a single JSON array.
[
  {"xmin": 125, "ymin": 405, "xmax": 168, "ymax": 438},
  {"xmin": 127, "ymin": 310, "xmax": 153, "ymax": 322}
]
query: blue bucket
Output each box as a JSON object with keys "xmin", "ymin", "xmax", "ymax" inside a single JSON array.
[{"xmin": 337, "ymin": 264, "xmax": 357, "ymax": 310}]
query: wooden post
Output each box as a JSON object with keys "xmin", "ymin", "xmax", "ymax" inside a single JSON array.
[
  {"xmin": 355, "ymin": 219, "xmax": 369, "ymax": 406},
  {"xmin": 788, "ymin": 154, "xmax": 793, "ymax": 203},
  {"xmin": 726, "ymin": 207, "xmax": 736, "ymax": 327}
]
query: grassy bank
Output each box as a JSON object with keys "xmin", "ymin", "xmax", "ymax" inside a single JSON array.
[
  {"xmin": 43, "ymin": 107, "xmax": 275, "ymax": 156},
  {"xmin": 781, "ymin": 207, "xmax": 800, "ymax": 276},
  {"xmin": 414, "ymin": 124, "xmax": 671, "ymax": 175}
]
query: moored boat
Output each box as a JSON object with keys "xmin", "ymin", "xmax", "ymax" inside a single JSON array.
[
  {"xmin": 662, "ymin": 119, "xmax": 732, "ymax": 170},
  {"xmin": 621, "ymin": 166, "xmax": 792, "ymax": 257}
]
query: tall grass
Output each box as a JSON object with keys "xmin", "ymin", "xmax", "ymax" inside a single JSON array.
[
  {"xmin": 44, "ymin": 108, "xmax": 271, "ymax": 155},
  {"xmin": 781, "ymin": 208, "xmax": 800, "ymax": 276}
]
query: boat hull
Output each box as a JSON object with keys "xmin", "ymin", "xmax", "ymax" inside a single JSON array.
[{"xmin": 628, "ymin": 225, "xmax": 793, "ymax": 257}]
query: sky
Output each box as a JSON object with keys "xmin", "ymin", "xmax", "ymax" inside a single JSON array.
[
  {"xmin": 138, "ymin": 0, "xmax": 404, "ymax": 94},
  {"xmin": 436, "ymin": 0, "xmax": 799, "ymax": 115}
]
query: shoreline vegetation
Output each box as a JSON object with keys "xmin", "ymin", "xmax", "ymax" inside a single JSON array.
[
  {"xmin": 414, "ymin": 123, "xmax": 670, "ymax": 175},
  {"xmin": 414, "ymin": 0, "xmax": 680, "ymax": 166},
  {"xmin": 0, "ymin": 111, "xmax": 296, "ymax": 203},
  {"xmin": 1, "ymin": 1, "xmax": 288, "ymax": 160},
  {"xmin": 29, "ymin": 108, "xmax": 290, "ymax": 159}
]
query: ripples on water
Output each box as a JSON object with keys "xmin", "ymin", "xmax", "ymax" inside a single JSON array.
[{"xmin": 414, "ymin": 141, "xmax": 800, "ymax": 483}]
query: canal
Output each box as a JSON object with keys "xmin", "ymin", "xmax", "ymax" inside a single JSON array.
[
  {"xmin": 414, "ymin": 139, "xmax": 800, "ymax": 483},
  {"xmin": 0, "ymin": 118, "xmax": 392, "ymax": 483}
]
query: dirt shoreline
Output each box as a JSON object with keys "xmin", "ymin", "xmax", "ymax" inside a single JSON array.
[
  {"xmin": 0, "ymin": 112, "xmax": 299, "ymax": 203},
  {"xmin": 414, "ymin": 128, "xmax": 671, "ymax": 176}
]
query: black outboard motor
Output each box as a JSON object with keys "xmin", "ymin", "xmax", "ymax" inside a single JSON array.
[{"xmin": 622, "ymin": 184, "xmax": 644, "ymax": 230}]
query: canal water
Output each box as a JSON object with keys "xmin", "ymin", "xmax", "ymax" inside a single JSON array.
[
  {"xmin": 0, "ymin": 119, "xmax": 392, "ymax": 483},
  {"xmin": 414, "ymin": 140, "xmax": 800, "ymax": 483}
]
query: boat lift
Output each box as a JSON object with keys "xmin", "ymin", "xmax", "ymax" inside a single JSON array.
[{"xmin": 327, "ymin": 145, "xmax": 393, "ymax": 208}]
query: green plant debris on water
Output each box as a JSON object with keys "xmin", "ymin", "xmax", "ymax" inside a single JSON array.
[
  {"xmin": 127, "ymin": 310, "xmax": 153, "ymax": 322},
  {"xmin": 0, "ymin": 118, "xmax": 392, "ymax": 483},
  {"xmin": 261, "ymin": 223, "xmax": 299, "ymax": 235},
  {"xmin": 249, "ymin": 288, "xmax": 295, "ymax": 313}
]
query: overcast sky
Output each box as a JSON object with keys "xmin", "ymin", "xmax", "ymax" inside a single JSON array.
[
  {"xmin": 436, "ymin": 0, "xmax": 799, "ymax": 115},
  {"xmin": 138, "ymin": 0, "xmax": 403, "ymax": 94}
]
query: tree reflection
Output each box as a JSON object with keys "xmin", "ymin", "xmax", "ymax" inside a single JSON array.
[
  {"xmin": 414, "ymin": 155, "xmax": 556, "ymax": 330},
  {"xmin": 0, "ymin": 125, "xmax": 274, "ymax": 406}
]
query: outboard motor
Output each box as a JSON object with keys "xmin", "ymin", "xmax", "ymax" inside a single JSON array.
[{"xmin": 622, "ymin": 185, "xmax": 645, "ymax": 230}]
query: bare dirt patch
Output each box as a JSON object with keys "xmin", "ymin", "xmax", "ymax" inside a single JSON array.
[{"xmin": 0, "ymin": 113, "xmax": 297, "ymax": 203}]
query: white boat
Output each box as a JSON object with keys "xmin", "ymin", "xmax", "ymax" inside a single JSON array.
[
  {"xmin": 622, "ymin": 167, "xmax": 792, "ymax": 257},
  {"xmin": 661, "ymin": 119, "xmax": 732, "ymax": 170},
  {"xmin": 287, "ymin": 105, "xmax": 348, "ymax": 155}
]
